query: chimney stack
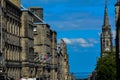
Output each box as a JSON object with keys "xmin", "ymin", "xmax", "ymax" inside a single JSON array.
[{"xmin": 29, "ymin": 7, "xmax": 43, "ymax": 20}]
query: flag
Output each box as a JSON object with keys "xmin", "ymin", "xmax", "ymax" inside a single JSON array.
[
  {"xmin": 44, "ymin": 54, "xmax": 48, "ymax": 60},
  {"xmin": 44, "ymin": 53, "xmax": 52, "ymax": 61}
]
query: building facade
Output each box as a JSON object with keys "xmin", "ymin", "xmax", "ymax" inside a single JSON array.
[
  {"xmin": 51, "ymin": 31, "xmax": 58, "ymax": 80},
  {"xmin": 32, "ymin": 7, "xmax": 59, "ymax": 80},
  {"xmin": 0, "ymin": 0, "xmax": 70, "ymax": 80},
  {"xmin": 100, "ymin": 1, "xmax": 112, "ymax": 57},
  {"xmin": 115, "ymin": 0, "xmax": 120, "ymax": 80},
  {"xmin": 34, "ymin": 23, "xmax": 52, "ymax": 80},
  {"xmin": 57, "ymin": 39, "xmax": 70, "ymax": 80},
  {"xmin": 21, "ymin": 9, "xmax": 35, "ymax": 78},
  {"xmin": 0, "ymin": 0, "xmax": 21, "ymax": 79}
]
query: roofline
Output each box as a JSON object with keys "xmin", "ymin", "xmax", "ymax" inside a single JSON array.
[
  {"xmin": 20, "ymin": 5, "xmax": 46, "ymax": 23},
  {"xmin": 34, "ymin": 22, "xmax": 47, "ymax": 25}
]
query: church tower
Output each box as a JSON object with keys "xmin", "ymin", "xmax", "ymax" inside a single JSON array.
[
  {"xmin": 115, "ymin": 0, "xmax": 120, "ymax": 79},
  {"xmin": 100, "ymin": 0, "xmax": 112, "ymax": 57}
]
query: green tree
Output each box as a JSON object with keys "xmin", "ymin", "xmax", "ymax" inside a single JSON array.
[{"xmin": 96, "ymin": 52, "xmax": 116, "ymax": 80}]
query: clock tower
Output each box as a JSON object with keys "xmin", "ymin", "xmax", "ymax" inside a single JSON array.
[{"xmin": 100, "ymin": 0, "xmax": 113, "ymax": 57}]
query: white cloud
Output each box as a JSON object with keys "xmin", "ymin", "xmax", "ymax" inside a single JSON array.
[
  {"xmin": 72, "ymin": 38, "xmax": 87, "ymax": 44},
  {"xmin": 62, "ymin": 38, "xmax": 72, "ymax": 44},
  {"xmin": 62, "ymin": 38, "xmax": 97, "ymax": 48},
  {"xmin": 80, "ymin": 43, "xmax": 94, "ymax": 47},
  {"xmin": 88, "ymin": 38, "xmax": 99, "ymax": 44}
]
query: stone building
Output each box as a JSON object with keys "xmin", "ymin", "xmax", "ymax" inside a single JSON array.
[
  {"xmin": 51, "ymin": 30, "xmax": 58, "ymax": 80},
  {"xmin": 21, "ymin": 9, "xmax": 35, "ymax": 78},
  {"xmin": 30, "ymin": 7, "xmax": 58, "ymax": 80},
  {"xmin": 34, "ymin": 23, "xmax": 52, "ymax": 80},
  {"xmin": 100, "ymin": 0, "xmax": 112, "ymax": 57},
  {"xmin": 0, "ymin": 0, "xmax": 70, "ymax": 80},
  {"xmin": 0, "ymin": 0, "xmax": 36, "ymax": 79},
  {"xmin": 57, "ymin": 39, "xmax": 70, "ymax": 80},
  {"xmin": 0, "ymin": 0, "xmax": 22, "ymax": 79},
  {"xmin": 33, "ymin": 22, "xmax": 58, "ymax": 80},
  {"xmin": 115, "ymin": 0, "xmax": 120, "ymax": 80}
]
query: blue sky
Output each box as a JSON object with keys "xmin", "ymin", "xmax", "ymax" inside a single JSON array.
[{"xmin": 21, "ymin": 0, "xmax": 116, "ymax": 78}]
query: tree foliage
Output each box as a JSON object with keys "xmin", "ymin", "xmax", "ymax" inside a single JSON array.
[{"xmin": 96, "ymin": 52, "xmax": 116, "ymax": 80}]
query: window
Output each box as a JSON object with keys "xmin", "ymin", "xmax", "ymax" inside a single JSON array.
[{"xmin": 33, "ymin": 26, "xmax": 37, "ymax": 32}]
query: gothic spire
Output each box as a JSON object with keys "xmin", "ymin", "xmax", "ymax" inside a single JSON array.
[{"xmin": 103, "ymin": 0, "xmax": 109, "ymax": 27}]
